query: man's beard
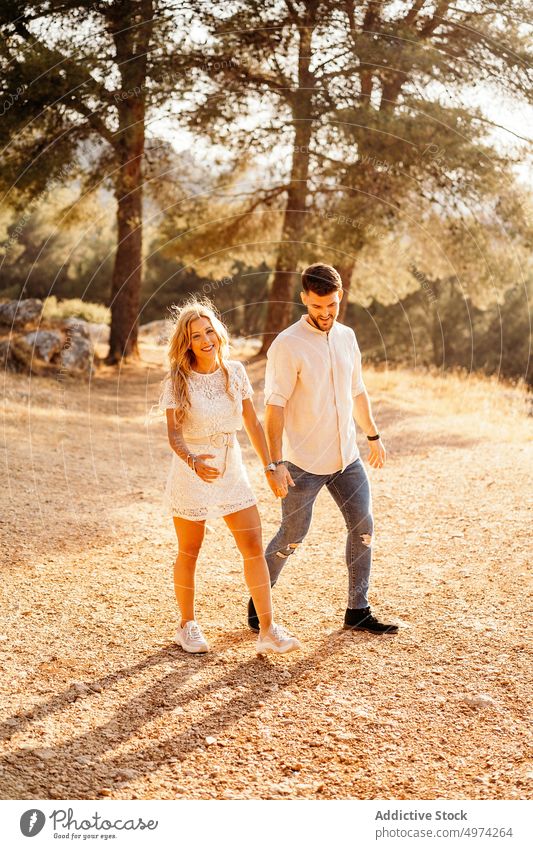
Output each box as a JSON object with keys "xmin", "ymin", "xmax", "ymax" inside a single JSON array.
[{"xmin": 307, "ymin": 311, "xmax": 334, "ymax": 330}]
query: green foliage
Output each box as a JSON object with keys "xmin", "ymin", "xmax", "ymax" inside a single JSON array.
[
  {"xmin": 42, "ymin": 295, "xmax": 110, "ymax": 325},
  {"xmin": 1, "ymin": 0, "xmax": 531, "ymax": 368},
  {"xmin": 346, "ymin": 276, "xmax": 533, "ymax": 385}
]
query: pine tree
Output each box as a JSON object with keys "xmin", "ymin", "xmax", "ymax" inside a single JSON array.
[
  {"xmin": 0, "ymin": 1, "xmax": 193, "ymax": 362},
  {"xmin": 184, "ymin": 0, "xmax": 533, "ymax": 351}
]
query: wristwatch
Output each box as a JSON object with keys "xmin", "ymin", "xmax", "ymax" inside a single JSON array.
[
  {"xmin": 274, "ymin": 459, "xmax": 287, "ymax": 466},
  {"xmin": 264, "ymin": 462, "xmax": 277, "ymax": 473}
]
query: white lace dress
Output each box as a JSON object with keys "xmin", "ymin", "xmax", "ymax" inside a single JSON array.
[{"xmin": 158, "ymin": 360, "xmax": 258, "ymax": 521}]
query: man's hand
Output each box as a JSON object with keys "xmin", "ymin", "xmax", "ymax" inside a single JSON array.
[
  {"xmin": 368, "ymin": 438, "xmax": 386, "ymax": 469},
  {"xmin": 267, "ymin": 464, "xmax": 295, "ymax": 498}
]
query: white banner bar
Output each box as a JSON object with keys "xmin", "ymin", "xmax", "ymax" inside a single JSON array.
[{"xmin": 2, "ymin": 799, "xmax": 531, "ymax": 848}]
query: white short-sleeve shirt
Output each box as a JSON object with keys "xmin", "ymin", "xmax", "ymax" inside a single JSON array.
[{"xmin": 264, "ymin": 316, "xmax": 366, "ymax": 474}]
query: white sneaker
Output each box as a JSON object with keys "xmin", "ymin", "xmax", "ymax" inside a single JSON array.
[
  {"xmin": 175, "ymin": 620, "xmax": 209, "ymax": 653},
  {"xmin": 256, "ymin": 622, "xmax": 301, "ymax": 655}
]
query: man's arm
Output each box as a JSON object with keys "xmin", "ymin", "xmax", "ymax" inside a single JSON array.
[
  {"xmin": 263, "ymin": 339, "xmax": 298, "ymax": 496},
  {"xmin": 353, "ymin": 389, "xmax": 386, "ymax": 469},
  {"xmin": 350, "ymin": 335, "xmax": 385, "ymax": 468},
  {"xmin": 264, "ymin": 403, "xmax": 284, "ymax": 463}
]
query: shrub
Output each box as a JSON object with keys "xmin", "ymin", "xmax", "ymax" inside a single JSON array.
[{"xmin": 42, "ymin": 296, "xmax": 110, "ymax": 325}]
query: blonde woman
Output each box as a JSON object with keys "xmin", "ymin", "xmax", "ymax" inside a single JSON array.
[{"xmin": 157, "ymin": 298, "xmax": 301, "ymax": 655}]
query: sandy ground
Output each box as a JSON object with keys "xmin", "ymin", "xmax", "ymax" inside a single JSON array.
[{"xmin": 0, "ymin": 342, "xmax": 532, "ymax": 800}]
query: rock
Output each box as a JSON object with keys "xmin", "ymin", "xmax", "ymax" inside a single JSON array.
[
  {"xmin": 2, "ymin": 315, "xmax": 95, "ymax": 375},
  {"xmin": 139, "ymin": 320, "xmax": 171, "ymax": 345},
  {"xmin": 0, "ymin": 298, "xmax": 43, "ymax": 328},
  {"xmin": 63, "ymin": 317, "xmax": 91, "ymax": 340},
  {"xmin": 463, "ymin": 693, "xmax": 497, "ymax": 709},
  {"xmin": 0, "ymin": 338, "xmax": 12, "ymax": 367},
  {"xmin": 333, "ymin": 731, "xmax": 356, "ymax": 741},
  {"xmin": 17, "ymin": 330, "xmax": 63, "ymax": 363},
  {"xmin": 84, "ymin": 322, "xmax": 110, "ymax": 345},
  {"xmin": 70, "ymin": 682, "xmax": 91, "ymax": 696},
  {"xmin": 36, "ymin": 748, "xmax": 55, "ymax": 760},
  {"xmin": 59, "ymin": 332, "xmax": 94, "ymax": 373},
  {"xmin": 268, "ymin": 784, "xmax": 292, "ymax": 794},
  {"xmin": 205, "ymin": 736, "xmax": 217, "ymax": 746},
  {"xmin": 115, "ymin": 768, "xmax": 138, "ymax": 781}
]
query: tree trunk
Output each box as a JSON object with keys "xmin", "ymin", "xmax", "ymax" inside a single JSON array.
[
  {"xmin": 337, "ymin": 262, "xmax": 355, "ymax": 323},
  {"xmin": 430, "ymin": 279, "xmax": 443, "ymax": 367},
  {"xmin": 105, "ymin": 0, "xmax": 152, "ymax": 364},
  {"xmin": 259, "ymin": 169, "xmax": 310, "ymax": 353},
  {"xmin": 260, "ymin": 23, "xmax": 314, "ymax": 355},
  {"xmin": 107, "ymin": 159, "xmax": 143, "ymax": 363}
]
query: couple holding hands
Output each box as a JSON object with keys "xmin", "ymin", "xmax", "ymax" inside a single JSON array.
[{"xmin": 158, "ymin": 263, "xmax": 398, "ymax": 656}]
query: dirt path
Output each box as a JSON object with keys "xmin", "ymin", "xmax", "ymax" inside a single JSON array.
[{"xmin": 1, "ymin": 346, "xmax": 531, "ymax": 800}]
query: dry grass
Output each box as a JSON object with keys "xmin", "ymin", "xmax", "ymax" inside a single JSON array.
[{"xmin": 368, "ymin": 365, "xmax": 532, "ymax": 442}]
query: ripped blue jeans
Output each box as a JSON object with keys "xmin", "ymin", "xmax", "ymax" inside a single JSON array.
[{"xmin": 265, "ymin": 458, "xmax": 373, "ymax": 609}]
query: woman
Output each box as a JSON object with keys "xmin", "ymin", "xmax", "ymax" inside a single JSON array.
[{"xmin": 157, "ymin": 298, "xmax": 301, "ymax": 656}]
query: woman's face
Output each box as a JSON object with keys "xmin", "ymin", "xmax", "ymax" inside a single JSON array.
[{"xmin": 188, "ymin": 315, "xmax": 220, "ymax": 367}]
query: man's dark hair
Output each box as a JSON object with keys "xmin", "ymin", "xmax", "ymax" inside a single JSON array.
[{"xmin": 301, "ymin": 263, "xmax": 342, "ymax": 296}]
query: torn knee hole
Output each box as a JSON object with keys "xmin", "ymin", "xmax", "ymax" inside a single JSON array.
[
  {"xmin": 360, "ymin": 533, "xmax": 372, "ymax": 547},
  {"xmin": 275, "ymin": 542, "xmax": 300, "ymax": 559}
]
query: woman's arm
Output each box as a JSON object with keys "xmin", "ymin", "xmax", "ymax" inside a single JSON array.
[
  {"xmin": 165, "ymin": 410, "xmax": 220, "ymax": 481},
  {"xmin": 166, "ymin": 409, "xmax": 191, "ymax": 463},
  {"xmin": 241, "ymin": 398, "xmax": 272, "ymax": 467},
  {"xmin": 242, "ymin": 398, "xmax": 287, "ymax": 497}
]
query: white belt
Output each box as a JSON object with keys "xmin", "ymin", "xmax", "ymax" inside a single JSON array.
[{"xmin": 185, "ymin": 431, "xmax": 235, "ymax": 448}]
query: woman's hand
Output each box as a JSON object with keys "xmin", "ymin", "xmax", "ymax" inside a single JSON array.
[{"xmin": 192, "ymin": 454, "xmax": 220, "ymax": 482}]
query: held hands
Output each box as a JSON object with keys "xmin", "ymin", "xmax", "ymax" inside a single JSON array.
[
  {"xmin": 267, "ymin": 464, "xmax": 295, "ymax": 499},
  {"xmin": 368, "ymin": 438, "xmax": 386, "ymax": 469},
  {"xmin": 190, "ymin": 453, "xmax": 220, "ymax": 482}
]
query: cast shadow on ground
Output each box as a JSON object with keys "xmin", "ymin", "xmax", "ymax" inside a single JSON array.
[{"xmin": 1, "ymin": 631, "xmax": 355, "ymax": 798}]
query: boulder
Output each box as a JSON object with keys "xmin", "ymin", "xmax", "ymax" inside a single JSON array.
[
  {"xmin": 0, "ymin": 338, "xmax": 12, "ymax": 368},
  {"xmin": 18, "ymin": 330, "xmax": 63, "ymax": 363},
  {"xmin": 53, "ymin": 317, "xmax": 109, "ymax": 345},
  {"xmin": 139, "ymin": 319, "xmax": 171, "ymax": 345},
  {"xmin": 0, "ymin": 298, "xmax": 43, "ymax": 328},
  {"xmin": 84, "ymin": 322, "xmax": 110, "ymax": 345},
  {"xmin": 63, "ymin": 317, "xmax": 91, "ymax": 340},
  {"xmin": 59, "ymin": 332, "xmax": 94, "ymax": 373},
  {"xmin": 0, "ymin": 307, "xmax": 98, "ymax": 375}
]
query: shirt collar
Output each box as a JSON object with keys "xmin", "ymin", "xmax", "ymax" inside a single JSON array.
[{"xmin": 299, "ymin": 314, "xmax": 336, "ymax": 337}]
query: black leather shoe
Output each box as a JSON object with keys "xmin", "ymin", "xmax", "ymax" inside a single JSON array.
[
  {"xmin": 247, "ymin": 597, "xmax": 260, "ymax": 632},
  {"xmin": 343, "ymin": 606, "xmax": 398, "ymax": 634}
]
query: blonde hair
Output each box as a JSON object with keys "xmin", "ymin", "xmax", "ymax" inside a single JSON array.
[{"xmin": 164, "ymin": 297, "xmax": 233, "ymax": 425}]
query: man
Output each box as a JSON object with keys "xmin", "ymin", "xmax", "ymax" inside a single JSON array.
[{"xmin": 249, "ymin": 263, "xmax": 398, "ymax": 634}]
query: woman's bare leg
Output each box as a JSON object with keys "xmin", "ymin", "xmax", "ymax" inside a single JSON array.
[
  {"xmin": 223, "ymin": 505, "xmax": 273, "ymax": 633},
  {"xmin": 172, "ymin": 516, "xmax": 206, "ymax": 626}
]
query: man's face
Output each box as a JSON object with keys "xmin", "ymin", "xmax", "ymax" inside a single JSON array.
[{"xmin": 300, "ymin": 288, "xmax": 343, "ymax": 332}]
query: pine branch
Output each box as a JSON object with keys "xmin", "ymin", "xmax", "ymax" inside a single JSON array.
[{"xmin": 11, "ymin": 19, "xmax": 115, "ymax": 109}]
